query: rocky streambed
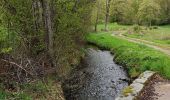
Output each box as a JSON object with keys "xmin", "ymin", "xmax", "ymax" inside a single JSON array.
[{"xmin": 63, "ymin": 48, "xmax": 129, "ymax": 100}]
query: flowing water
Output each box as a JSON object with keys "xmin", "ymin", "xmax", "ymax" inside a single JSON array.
[{"xmin": 64, "ymin": 48, "xmax": 129, "ymax": 100}]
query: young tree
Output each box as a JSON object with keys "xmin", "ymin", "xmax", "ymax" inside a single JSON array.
[
  {"xmin": 91, "ymin": 0, "xmax": 105, "ymax": 31},
  {"xmin": 94, "ymin": 0, "xmax": 100, "ymax": 32},
  {"xmin": 105, "ymin": 0, "xmax": 112, "ymax": 31}
]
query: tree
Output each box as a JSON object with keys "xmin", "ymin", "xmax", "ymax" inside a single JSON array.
[
  {"xmin": 156, "ymin": 0, "xmax": 170, "ymax": 24},
  {"xmin": 105, "ymin": 0, "xmax": 112, "ymax": 31},
  {"xmin": 94, "ymin": 0, "xmax": 100, "ymax": 32},
  {"xmin": 42, "ymin": 0, "xmax": 56, "ymax": 67},
  {"xmin": 137, "ymin": 0, "xmax": 161, "ymax": 26},
  {"xmin": 110, "ymin": 0, "xmax": 127, "ymax": 23},
  {"xmin": 0, "ymin": 0, "xmax": 95, "ymax": 77},
  {"xmin": 91, "ymin": 0, "xmax": 105, "ymax": 31}
]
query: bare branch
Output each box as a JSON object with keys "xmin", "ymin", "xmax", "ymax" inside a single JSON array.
[{"xmin": 1, "ymin": 59, "xmax": 33, "ymax": 76}]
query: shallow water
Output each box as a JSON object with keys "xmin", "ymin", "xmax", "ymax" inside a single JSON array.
[{"xmin": 65, "ymin": 48, "xmax": 129, "ymax": 100}]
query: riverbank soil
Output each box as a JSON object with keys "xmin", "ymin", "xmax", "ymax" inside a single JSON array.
[{"xmin": 138, "ymin": 74, "xmax": 170, "ymax": 100}]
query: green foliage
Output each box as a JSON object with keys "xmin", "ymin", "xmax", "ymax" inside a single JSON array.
[
  {"xmin": 91, "ymin": 0, "xmax": 106, "ymax": 24},
  {"xmin": 0, "ymin": 26, "xmax": 17, "ymax": 54},
  {"xmin": 21, "ymin": 81, "xmax": 48, "ymax": 94},
  {"xmin": 0, "ymin": 0, "xmax": 93, "ymax": 99},
  {"xmin": 0, "ymin": 0, "xmax": 93, "ymax": 76},
  {"xmin": 0, "ymin": 0, "xmax": 39, "ymax": 55},
  {"xmin": 52, "ymin": 0, "xmax": 94, "ymax": 77},
  {"xmin": 132, "ymin": 24, "xmax": 142, "ymax": 33},
  {"xmin": 138, "ymin": 0, "xmax": 161, "ymax": 26},
  {"xmin": 86, "ymin": 33, "xmax": 170, "ymax": 79},
  {"xmin": 91, "ymin": 0, "xmax": 170, "ymax": 25},
  {"xmin": 0, "ymin": 90, "xmax": 32, "ymax": 100},
  {"xmin": 1, "ymin": 47, "xmax": 12, "ymax": 54}
]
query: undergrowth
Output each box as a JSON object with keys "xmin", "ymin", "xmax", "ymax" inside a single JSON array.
[{"xmin": 0, "ymin": 79, "xmax": 64, "ymax": 100}]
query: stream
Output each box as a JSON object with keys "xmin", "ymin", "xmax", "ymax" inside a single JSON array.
[{"xmin": 64, "ymin": 48, "xmax": 129, "ymax": 100}]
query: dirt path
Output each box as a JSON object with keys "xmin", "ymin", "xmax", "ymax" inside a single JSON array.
[
  {"xmin": 138, "ymin": 74, "xmax": 170, "ymax": 100},
  {"xmin": 153, "ymin": 82, "xmax": 170, "ymax": 100},
  {"xmin": 112, "ymin": 32, "xmax": 170, "ymax": 56}
]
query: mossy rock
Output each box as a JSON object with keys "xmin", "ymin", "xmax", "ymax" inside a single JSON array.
[{"xmin": 122, "ymin": 86, "xmax": 133, "ymax": 97}]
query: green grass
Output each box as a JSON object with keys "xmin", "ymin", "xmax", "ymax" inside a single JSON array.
[
  {"xmin": 124, "ymin": 25, "xmax": 170, "ymax": 46},
  {"xmin": 97, "ymin": 23, "xmax": 170, "ymax": 46},
  {"xmin": 97, "ymin": 23, "xmax": 131, "ymax": 31},
  {"xmin": 86, "ymin": 33, "xmax": 170, "ymax": 79},
  {"xmin": 0, "ymin": 26, "xmax": 17, "ymax": 54},
  {"xmin": 0, "ymin": 90, "xmax": 32, "ymax": 100}
]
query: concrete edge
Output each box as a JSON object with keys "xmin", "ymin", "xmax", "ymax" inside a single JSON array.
[{"xmin": 115, "ymin": 71, "xmax": 156, "ymax": 100}]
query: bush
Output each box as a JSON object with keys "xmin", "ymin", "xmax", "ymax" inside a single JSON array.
[
  {"xmin": 152, "ymin": 26, "xmax": 158, "ymax": 29},
  {"xmin": 133, "ymin": 24, "xmax": 142, "ymax": 33}
]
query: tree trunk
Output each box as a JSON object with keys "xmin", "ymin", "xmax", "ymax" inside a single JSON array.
[
  {"xmin": 105, "ymin": 0, "xmax": 111, "ymax": 31},
  {"xmin": 42, "ymin": 0, "xmax": 56, "ymax": 67},
  {"xmin": 32, "ymin": 0, "xmax": 44, "ymax": 33},
  {"xmin": 94, "ymin": 1, "xmax": 100, "ymax": 32}
]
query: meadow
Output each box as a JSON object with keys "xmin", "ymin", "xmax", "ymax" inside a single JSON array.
[{"xmin": 97, "ymin": 23, "xmax": 170, "ymax": 47}]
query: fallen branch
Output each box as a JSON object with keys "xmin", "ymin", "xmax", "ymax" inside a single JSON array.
[{"xmin": 1, "ymin": 59, "xmax": 33, "ymax": 76}]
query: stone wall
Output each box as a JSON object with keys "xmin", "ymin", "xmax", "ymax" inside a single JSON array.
[{"xmin": 116, "ymin": 71, "xmax": 156, "ymax": 100}]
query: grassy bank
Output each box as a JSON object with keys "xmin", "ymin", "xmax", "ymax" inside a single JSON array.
[{"xmin": 86, "ymin": 33, "xmax": 170, "ymax": 79}]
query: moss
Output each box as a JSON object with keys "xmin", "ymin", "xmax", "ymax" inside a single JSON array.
[{"xmin": 122, "ymin": 86, "xmax": 133, "ymax": 97}]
